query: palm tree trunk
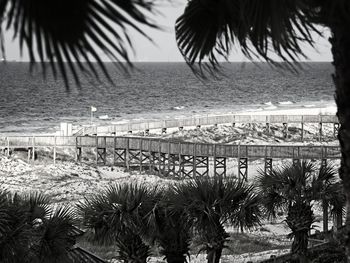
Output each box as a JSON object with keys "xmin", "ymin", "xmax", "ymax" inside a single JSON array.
[
  {"xmin": 205, "ymin": 223, "xmax": 227, "ymax": 263},
  {"xmin": 329, "ymin": 15, "xmax": 350, "ymax": 261},
  {"xmin": 323, "ymin": 200, "xmax": 329, "ymax": 232},
  {"xmin": 206, "ymin": 247, "xmax": 223, "ymax": 263},
  {"xmin": 165, "ymin": 255, "xmax": 187, "ymax": 263},
  {"xmin": 286, "ymin": 202, "xmax": 313, "ymax": 261}
]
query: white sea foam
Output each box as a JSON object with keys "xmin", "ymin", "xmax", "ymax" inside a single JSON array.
[
  {"xmin": 98, "ymin": 115, "xmax": 110, "ymax": 120},
  {"xmin": 303, "ymin": 104, "xmax": 316, "ymax": 108},
  {"xmin": 173, "ymin": 106, "xmax": 185, "ymax": 110},
  {"xmin": 264, "ymin": 101, "xmax": 273, "ymax": 106},
  {"xmin": 264, "ymin": 106, "xmax": 278, "ymax": 110},
  {"xmin": 278, "ymin": 101, "xmax": 294, "ymax": 105},
  {"xmin": 246, "ymin": 108, "xmax": 263, "ymax": 112}
]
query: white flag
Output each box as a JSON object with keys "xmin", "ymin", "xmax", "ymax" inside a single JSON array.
[{"xmin": 91, "ymin": 106, "xmax": 97, "ymax": 112}]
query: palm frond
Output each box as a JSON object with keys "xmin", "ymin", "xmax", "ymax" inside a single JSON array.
[
  {"xmin": 32, "ymin": 206, "xmax": 77, "ymax": 263},
  {"xmin": 232, "ymin": 192, "xmax": 262, "ymax": 231},
  {"xmin": 77, "ymin": 182, "xmax": 160, "ymax": 246},
  {"xmin": 176, "ymin": 0, "xmax": 320, "ymax": 74},
  {"xmin": 0, "ymin": 0, "xmax": 159, "ymax": 87}
]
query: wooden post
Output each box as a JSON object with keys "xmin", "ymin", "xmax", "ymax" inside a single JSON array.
[
  {"xmin": 6, "ymin": 137, "xmax": 9, "ymax": 156},
  {"xmin": 139, "ymin": 138, "xmax": 143, "ymax": 173},
  {"xmin": 32, "ymin": 136, "xmax": 35, "ymax": 162},
  {"xmin": 193, "ymin": 143, "xmax": 197, "ymax": 177},
  {"xmin": 27, "ymin": 137, "xmax": 31, "ymax": 162},
  {"xmin": 214, "ymin": 144, "xmax": 217, "ymax": 178},
  {"xmin": 148, "ymin": 140, "xmax": 152, "ymax": 174},
  {"xmin": 75, "ymin": 137, "xmax": 78, "ymax": 162},
  {"xmin": 319, "ymin": 122, "xmax": 323, "ymax": 142},
  {"xmin": 126, "ymin": 138, "xmax": 130, "ymax": 171},
  {"xmin": 301, "ymin": 122, "xmax": 304, "ymax": 142},
  {"xmin": 158, "ymin": 139, "xmax": 161, "ymax": 175},
  {"xmin": 178, "ymin": 142, "xmax": 182, "ymax": 178},
  {"xmin": 237, "ymin": 143, "xmax": 240, "ymax": 181},
  {"xmin": 283, "ymin": 123, "xmax": 288, "ymax": 138},
  {"xmin": 103, "ymin": 137, "xmax": 107, "ymax": 165},
  {"xmin": 167, "ymin": 141, "xmax": 171, "ymax": 176},
  {"xmin": 95, "ymin": 136, "xmax": 98, "ymax": 165},
  {"xmin": 265, "ymin": 123, "xmax": 270, "ymax": 134},
  {"xmin": 53, "ymin": 136, "xmax": 57, "ymax": 165},
  {"xmin": 113, "ymin": 137, "xmax": 116, "ymax": 166}
]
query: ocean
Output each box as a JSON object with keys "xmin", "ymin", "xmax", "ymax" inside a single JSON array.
[{"xmin": 0, "ymin": 62, "xmax": 336, "ymax": 135}]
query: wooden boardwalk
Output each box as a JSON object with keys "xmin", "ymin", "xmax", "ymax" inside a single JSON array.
[
  {"xmin": 80, "ymin": 114, "xmax": 340, "ymax": 136},
  {"xmin": 0, "ymin": 136, "xmax": 341, "ymax": 181}
]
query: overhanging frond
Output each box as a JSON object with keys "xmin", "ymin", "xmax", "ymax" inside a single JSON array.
[
  {"xmin": 0, "ymin": 0, "xmax": 159, "ymax": 87},
  {"xmin": 176, "ymin": 0, "xmax": 321, "ymax": 73}
]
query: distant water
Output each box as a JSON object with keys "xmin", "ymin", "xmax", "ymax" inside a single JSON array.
[{"xmin": 0, "ymin": 62, "xmax": 336, "ymax": 135}]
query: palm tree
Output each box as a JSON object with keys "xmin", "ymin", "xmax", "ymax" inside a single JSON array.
[
  {"xmin": 256, "ymin": 161, "xmax": 345, "ymax": 261},
  {"xmin": 172, "ymin": 177, "xmax": 261, "ymax": 263},
  {"xmin": 174, "ymin": 1, "xmax": 350, "ymax": 257},
  {"xmin": 0, "ymin": 0, "xmax": 158, "ymax": 86},
  {"xmin": 77, "ymin": 183, "xmax": 161, "ymax": 263},
  {"xmin": 2, "ymin": 0, "xmax": 350, "ymax": 257},
  {"xmin": 0, "ymin": 189, "xmax": 77, "ymax": 263},
  {"xmin": 145, "ymin": 187, "xmax": 192, "ymax": 263}
]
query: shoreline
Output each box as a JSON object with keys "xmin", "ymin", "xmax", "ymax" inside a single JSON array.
[{"xmin": 0, "ymin": 101, "xmax": 337, "ymax": 136}]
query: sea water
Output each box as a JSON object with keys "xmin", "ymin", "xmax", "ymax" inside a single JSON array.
[{"xmin": 0, "ymin": 62, "xmax": 336, "ymax": 134}]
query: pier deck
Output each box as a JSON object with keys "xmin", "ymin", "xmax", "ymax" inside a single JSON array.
[{"xmin": 0, "ymin": 135, "xmax": 340, "ymax": 181}]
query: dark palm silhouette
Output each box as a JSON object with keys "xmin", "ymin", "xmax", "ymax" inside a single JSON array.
[
  {"xmin": 1, "ymin": 0, "xmax": 350, "ymax": 258},
  {"xmin": 175, "ymin": 1, "xmax": 350, "ymax": 256},
  {"xmin": 0, "ymin": 0, "xmax": 158, "ymax": 86},
  {"xmin": 0, "ymin": 189, "xmax": 77, "ymax": 263},
  {"xmin": 77, "ymin": 183, "xmax": 161, "ymax": 263},
  {"xmin": 256, "ymin": 161, "xmax": 345, "ymax": 261},
  {"xmin": 172, "ymin": 177, "xmax": 261, "ymax": 263}
]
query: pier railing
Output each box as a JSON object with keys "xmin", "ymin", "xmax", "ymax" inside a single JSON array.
[
  {"xmin": 0, "ymin": 136, "xmax": 340, "ymax": 181},
  {"xmin": 93, "ymin": 114, "xmax": 339, "ymax": 134}
]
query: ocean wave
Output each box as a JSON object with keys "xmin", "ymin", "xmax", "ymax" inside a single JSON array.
[
  {"xmin": 246, "ymin": 108, "xmax": 263, "ymax": 112},
  {"xmin": 264, "ymin": 106, "xmax": 278, "ymax": 110},
  {"xmin": 278, "ymin": 101, "xmax": 294, "ymax": 105},
  {"xmin": 172, "ymin": 106, "xmax": 185, "ymax": 110},
  {"xmin": 264, "ymin": 101, "xmax": 273, "ymax": 106},
  {"xmin": 303, "ymin": 104, "xmax": 316, "ymax": 108}
]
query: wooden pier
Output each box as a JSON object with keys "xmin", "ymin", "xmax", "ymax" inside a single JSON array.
[
  {"xmin": 0, "ymin": 134, "xmax": 343, "ymax": 232},
  {"xmin": 78, "ymin": 114, "xmax": 340, "ymax": 136},
  {"xmin": 0, "ymin": 136, "xmax": 341, "ymax": 181}
]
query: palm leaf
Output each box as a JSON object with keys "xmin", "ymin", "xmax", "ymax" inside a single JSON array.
[
  {"xmin": 32, "ymin": 206, "xmax": 77, "ymax": 263},
  {"xmin": 0, "ymin": 0, "xmax": 158, "ymax": 87},
  {"xmin": 176, "ymin": 0, "xmax": 320, "ymax": 73}
]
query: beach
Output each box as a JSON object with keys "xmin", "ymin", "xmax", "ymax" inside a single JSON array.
[{"xmin": 0, "ymin": 103, "xmax": 341, "ymax": 262}]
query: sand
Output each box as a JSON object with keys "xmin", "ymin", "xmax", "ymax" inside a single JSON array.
[{"xmin": 0, "ymin": 106, "xmax": 341, "ymax": 262}]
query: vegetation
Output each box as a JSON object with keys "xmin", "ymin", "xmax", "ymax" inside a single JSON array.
[
  {"xmin": 0, "ymin": 166, "xmax": 346, "ymax": 262},
  {"xmin": 77, "ymin": 183, "xmax": 161, "ymax": 263},
  {"xmin": 147, "ymin": 188, "xmax": 192, "ymax": 263},
  {"xmin": 256, "ymin": 161, "xmax": 345, "ymax": 261},
  {"xmin": 172, "ymin": 177, "xmax": 261, "ymax": 263},
  {"xmin": 0, "ymin": 189, "xmax": 77, "ymax": 263},
  {"xmin": 1, "ymin": 0, "xmax": 350, "ymax": 258}
]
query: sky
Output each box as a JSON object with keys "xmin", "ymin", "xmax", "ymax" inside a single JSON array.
[{"xmin": 2, "ymin": 2, "xmax": 333, "ymax": 62}]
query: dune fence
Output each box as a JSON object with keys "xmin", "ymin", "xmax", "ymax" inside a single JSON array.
[{"xmin": 75, "ymin": 114, "xmax": 340, "ymax": 138}]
